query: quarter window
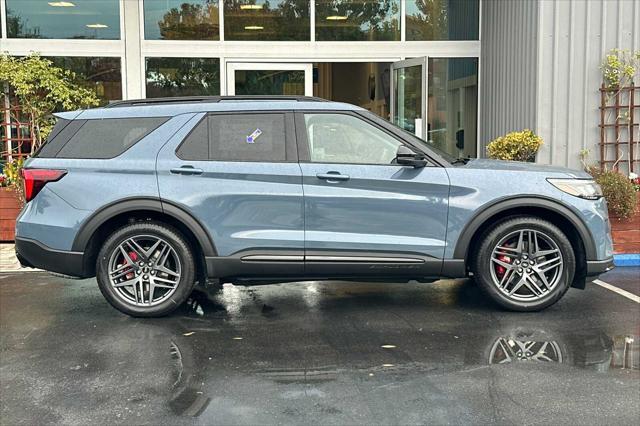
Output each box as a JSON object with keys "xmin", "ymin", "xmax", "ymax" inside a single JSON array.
[
  {"xmin": 304, "ymin": 114, "xmax": 401, "ymax": 165},
  {"xmin": 56, "ymin": 117, "xmax": 168, "ymax": 159}
]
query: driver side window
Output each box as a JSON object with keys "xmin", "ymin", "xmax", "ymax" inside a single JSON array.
[{"xmin": 304, "ymin": 113, "xmax": 402, "ymax": 165}]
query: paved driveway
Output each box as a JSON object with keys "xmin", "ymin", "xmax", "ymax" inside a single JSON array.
[{"xmin": 0, "ymin": 270, "xmax": 638, "ymax": 425}]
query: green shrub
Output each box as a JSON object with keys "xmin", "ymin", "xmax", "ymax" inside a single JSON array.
[
  {"xmin": 588, "ymin": 168, "xmax": 637, "ymax": 219},
  {"xmin": 487, "ymin": 129, "xmax": 543, "ymax": 162}
]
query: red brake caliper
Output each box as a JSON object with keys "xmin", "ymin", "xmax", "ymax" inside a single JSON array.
[
  {"xmin": 495, "ymin": 244, "xmax": 513, "ymax": 278},
  {"xmin": 124, "ymin": 251, "xmax": 138, "ymax": 280}
]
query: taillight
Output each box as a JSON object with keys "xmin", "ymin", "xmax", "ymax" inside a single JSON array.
[{"xmin": 21, "ymin": 169, "xmax": 67, "ymax": 202}]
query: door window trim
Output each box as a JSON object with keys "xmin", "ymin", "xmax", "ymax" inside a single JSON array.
[
  {"xmin": 174, "ymin": 110, "xmax": 298, "ymax": 163},
  {"xmin": 294, "ymin": 110, "xmax": 446, "ymax": 167}
]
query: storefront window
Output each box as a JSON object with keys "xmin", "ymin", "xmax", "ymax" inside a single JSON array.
[
  {"xmin": 427, "ymin": 57, "xmax": 478, "ymax": 158},
  {"xmin": 315, "ymin": 0, "xmax": 400, "ymax": 41},
  {"xmin": 234, "ymin": 70, "xmax": 305, "ymax": 95},
  {"xmin": 146, "ymin": 57, "xmax": 220, "ymax": 98},
  {"xmin": 406, "ymin": 0, "xmax": 479, "ymax": 41},
  {"xmin": 144, "ymin": 0, "xmax": 220, "ymax": 40},
  {"xmin": 224, "ymin": 0, "xmax": 310, "ymax": 41},
  {"xmin": 6, "ymin": 0, "xmax": 120, "ymax": 39},
  {"xmin": 49, "ymin": 57, "xmax": 122, "ymax": 104}
]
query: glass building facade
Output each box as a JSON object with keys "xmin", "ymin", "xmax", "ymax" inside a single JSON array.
[{"xmin": 0, "ymin": 0, "xmax": 481, "ymax": 158}]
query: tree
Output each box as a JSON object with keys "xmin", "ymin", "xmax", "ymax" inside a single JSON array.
[
  {"xmin": 158, "ymin": 2, "xmax": 219, "ymax": 40},
  {"xmin": 0, "ymin": 54, "xmax": 99, "ymax": 153}
]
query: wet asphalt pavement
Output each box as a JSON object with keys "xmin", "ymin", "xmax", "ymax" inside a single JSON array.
[{"xmin": 0, "ymin": 270, "xmax": 639, "ymax": 425}]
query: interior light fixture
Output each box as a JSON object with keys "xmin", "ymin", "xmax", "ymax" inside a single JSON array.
[
  {"xmin": 86, "ymin": 23, "xmax": 109, "ymax": 29},
  {"xmin": 244, "ymin": 25, "xmax": 264, "ymax": 30},
  {"xmin": 326, "ymin": 15, "xmax": 348, "ymax": 21},
  {"xmin": 48, "ymin": 1, "xmax": 76, "ymax": 6},
  {"xmin": 240, "ymin": 4, "xmax": 263, "ymax": 10}
]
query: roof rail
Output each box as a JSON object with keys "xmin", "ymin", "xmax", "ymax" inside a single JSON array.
[{"xmin": 105, "ymin": 95, "xmax": 329, "ymax": 108}]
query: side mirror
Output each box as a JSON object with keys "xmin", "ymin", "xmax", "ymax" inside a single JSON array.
[{"xmin": 396, "ymin": 145, "xmax": 428, "ymax": 168}]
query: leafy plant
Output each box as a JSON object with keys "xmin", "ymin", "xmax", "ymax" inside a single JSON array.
[
  {"xmin": 588, "ymin": 167, "xmax": 637, "ymax": 219},
  {"xmin": 0, "ymin": 53, "xmax": 99, "ymax": 153},
  {"xmin": 487, "ymin": 129, "xmax": 543, "ymax": 162},
  {"xmin": 601, "ymin": 49, "xmax": 640, "ymax": 89},
  {"xmin": 1, "ymin": 158, "xmax": 25, "ymax": 204}
]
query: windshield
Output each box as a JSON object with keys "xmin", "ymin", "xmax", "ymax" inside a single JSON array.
[
  {"xmin": 359, "ymin": 110, "xmax": 458, "ymax": 164},
  {"xmin": 395, "ymin": 124, "xmax": 458, "ymax": 164}
]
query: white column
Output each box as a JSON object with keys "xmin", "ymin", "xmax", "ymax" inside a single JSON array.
[{"xmin": 122, "ymin": 0, "xmax": 143, "ymax": 99}]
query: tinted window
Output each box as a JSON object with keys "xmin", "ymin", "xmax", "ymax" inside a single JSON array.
[
  {"xmin": 208, "ymin": 114, "xmax": 286, "ymax": 162},
  {"xmin": 36, "ymin": 119, "xmax": 86, "ymax": 158},
  {"xmin": 143, "ymin": 0, "xmax": 220, "ymax": 40},
  {"xmin": 224, "ymin": 0, "xmax": 310, "ymax": 41},
  {"xmin": 176, "ymin": 118, "xmax": 209, "ymax": 160},
  {"xmin": 315, "ymin": 0, "xmax": 400, "ymax": 41},
  {"xmin": 56, "ymin": 118, "xmax": 168, "ymax": 159},
  {"xmin": 146, "ymin": 57, "xmax": 220, "ymax": 97},
  {"xmin": 6, "ymin": 0, "xmax": 120, "ymax": 39},
  {"xmin": 304, "ymin": 113, "xmax": 401, "ymax": 164},
  {"xmin": 406, "ymin": 0, "xmax": 479, "ymax": 41}
]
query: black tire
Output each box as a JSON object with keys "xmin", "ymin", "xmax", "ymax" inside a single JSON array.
[
  {"xmin": 96, "ymin": 221, "xmax": 196, "ymax": 317},
  {"xmin": 471, "ymin": 216, "xmax": 576, "ymax": 312}
]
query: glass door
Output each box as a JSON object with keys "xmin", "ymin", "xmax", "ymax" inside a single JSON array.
[
  {"xmin": 391, "ymin": 58, "xmax": 426, "ymax": 139},
  {"xmin": 226, "ymin": 62, "xmax": 313, "ymax": 96}
]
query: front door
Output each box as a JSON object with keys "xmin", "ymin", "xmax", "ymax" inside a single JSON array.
[
  {"xmin": 296, "ymin": 111, "xmax": 450, "ymax": 278},
  {"xmin": 226, "ymin": 62, "xmax": 313, "ymax": 96},
  {"xmin": 391, "ymin": 57, "xmax": 427, "ymax": 139}
]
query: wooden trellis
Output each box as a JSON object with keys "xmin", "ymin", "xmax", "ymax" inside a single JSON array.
[
  {"xmin": 599, "ymin": 84, "xmax": 639, "ymax": 174},
  {"xmin": 1, "ymin": 94, "xmax": 35, "ymax": 162}
]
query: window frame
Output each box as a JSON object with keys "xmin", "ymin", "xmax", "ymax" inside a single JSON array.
[
  {"xmin": 294, "ymin": 110, "xmax": 448, "ymax": 167},
  {"xmin": 174, "ymin": 110, "xmax": 298, "ymax": 163}
]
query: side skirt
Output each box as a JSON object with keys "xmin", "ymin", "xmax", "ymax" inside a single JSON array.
[{"xmin": 205, "ymin": 251, "xmax": 469, "ymax": 284}]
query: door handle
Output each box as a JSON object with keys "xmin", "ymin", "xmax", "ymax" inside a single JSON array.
[
  {"xmin": 170, "ymin": 165, "xmax": 203, "ymax": 175},
  {"xmin": 316, "ymin": 172, "xmax": 350, "ymax": 182}
]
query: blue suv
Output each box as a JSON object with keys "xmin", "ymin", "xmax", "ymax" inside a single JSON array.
[{"xmin": 15, "ymin": 96, "xmax": 614, "ymax": 316}]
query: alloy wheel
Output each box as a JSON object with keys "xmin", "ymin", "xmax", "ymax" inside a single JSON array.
[
  {"xmin": 108, "ymin": 235, "xmax": 182, "ymax": 306},
  {"xmin": 489, "ymin": 229, "xmax": 564, "ymax": 302}
]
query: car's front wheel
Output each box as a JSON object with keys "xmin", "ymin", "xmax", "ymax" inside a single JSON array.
[
  {"xmin": 472, "ymin": 216, "xmax": 576, "ymax": 311},
  {"xmin": 96, "ymin": 221, "xmax": 196, "ymax": 317}
]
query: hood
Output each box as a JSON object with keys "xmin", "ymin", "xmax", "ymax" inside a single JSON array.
[{"xmin": 462, "ymin": 158, "xmax": 591, "ymax": 178}]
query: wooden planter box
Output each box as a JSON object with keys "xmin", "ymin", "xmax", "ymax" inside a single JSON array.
[
  {"xmin": 0, "ymin": 187, "xmax": 22, "ymax": 242},
  {"xmin": 610, "ymin": 192, "xmax": 640, "ymax": 254}
]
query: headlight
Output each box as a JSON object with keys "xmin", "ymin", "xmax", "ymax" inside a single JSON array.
[{"xmin": 547, "ymin": 178, "xmax": 603, "ymax": 200}]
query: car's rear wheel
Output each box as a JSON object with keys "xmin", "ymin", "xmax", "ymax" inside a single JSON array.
[
  {"xmin": 472, "ymin": 216, "xmax": 575, "ymax": 311},
  {"xmin": 96, "ymin": 221, "xmax": 196, "ymax": 317}
]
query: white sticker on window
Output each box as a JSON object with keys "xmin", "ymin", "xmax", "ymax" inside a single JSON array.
[{"xmin": 246, "ymin": 128, "xmax": 263, "ymax": 144}]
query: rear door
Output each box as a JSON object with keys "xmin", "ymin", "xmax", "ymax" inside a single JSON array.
[
  {"xmin": 296, "ymin": 111, "xmax": 450, "ymax": 278},
  {"xmin": 157, "ymin": 111, "xmax": 304, "ymax": 277}
]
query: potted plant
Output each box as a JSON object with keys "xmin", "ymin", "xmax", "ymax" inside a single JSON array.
[
  {"xmin": 486, "ymin": 129, "xmax": 543, "ymax": 162},
  {"xmin": 588, "ymin": 167, "xmax": 639, "ymax": 254},
  {"xmin": 0, "ymin": 158, "xmax": 24, "ymax": 241}
]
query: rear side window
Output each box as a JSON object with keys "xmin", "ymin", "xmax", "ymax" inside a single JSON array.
[
  {"xmin": 177, "ymin": 113, "xmax": 288, "ymax": 162},
  {"xmin": 55, "ymin": 117, "xmax": 168, "ymax": 159}
]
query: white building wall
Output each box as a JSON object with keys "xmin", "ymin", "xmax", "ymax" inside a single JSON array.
[{"xmin": 480, "ymin": 0, "xmax": 538, "ymax": 150}]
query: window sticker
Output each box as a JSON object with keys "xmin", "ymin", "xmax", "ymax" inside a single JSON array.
[{"xmin": 246, "ymin": 128, "xmax": 263, "ymax": 144}]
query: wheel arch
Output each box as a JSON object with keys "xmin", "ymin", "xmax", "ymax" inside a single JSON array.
[
  {"xmin": 73, "ymin": 197, "xmax": 216, "ymax": 278},
  {"xmin": 455, "ymin": 196, "xmax": 595, "ymax": 264}
]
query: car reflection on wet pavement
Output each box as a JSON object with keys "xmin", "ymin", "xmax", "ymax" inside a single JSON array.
[{"xmin": 0, "ymin": 271, "xmax": 638, "ymax": 425}]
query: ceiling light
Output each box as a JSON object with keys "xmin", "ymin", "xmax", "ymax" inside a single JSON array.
[
  {"xmin": 326, "ymin": 15, "xmax": 348, "ymax": 21},
  {"xmin": 86, "ymin": 23, "xmax": 109, "ymax": 29},
  {"xmin": 48, "ymin": 1, "xmax": 75, "ymax": 6},
  {"xmin": 240, "ymin": 4, "xmax": 263, "ymax": 10},
  {"xmin": 244, "ymin": 25, "xmax": 264, "ymax": 30}
]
